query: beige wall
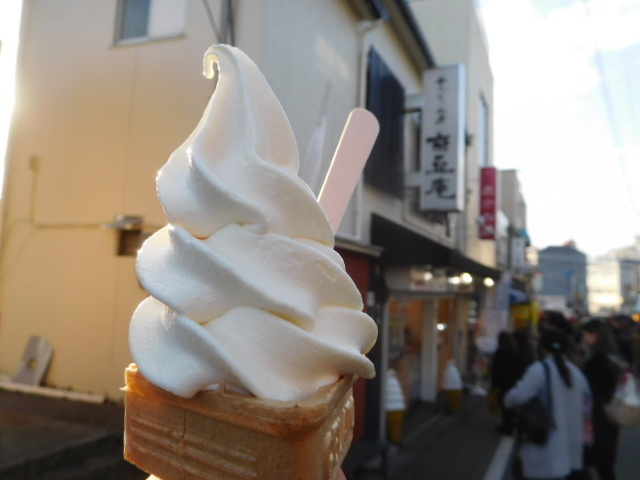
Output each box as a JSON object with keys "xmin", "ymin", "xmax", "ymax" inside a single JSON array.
[
  {"xmin": 0, "ymin": 0, "xmax": 227, "ymax": 397},
  {"xmin": 0, "ymin": 0, "xmax": 424, "ymax": 398},
  {"xmin": 257, "ymin": 0, "xmax": 362, "ymax": 167}
]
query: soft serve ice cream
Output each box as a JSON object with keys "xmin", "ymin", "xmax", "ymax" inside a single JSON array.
[{"xmin": 129, "ymin": 44, "xmax": 377, "ymax": 402}]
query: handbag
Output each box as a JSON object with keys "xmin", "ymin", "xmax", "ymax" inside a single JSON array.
[
  {"xmin": 516, "ymin": 361, "xmax": 554, "ymax": 445},
  {"xmin": 604, "ymin": 370, "xmax": 640, "ymax": 427}
]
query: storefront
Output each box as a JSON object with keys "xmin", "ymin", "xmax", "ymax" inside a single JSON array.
[
  {"xmin": 386, "ymin": 293, "xmax": 467, "ymax": 403},
  {"xmin": 371, "ymin": 215, "xmax": 502, "ymax": 412}
]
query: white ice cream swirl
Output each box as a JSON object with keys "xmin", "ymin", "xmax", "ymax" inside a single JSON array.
[{"xmin": 130, "ymin": 45, "xmax": 377, "ymax": 402}]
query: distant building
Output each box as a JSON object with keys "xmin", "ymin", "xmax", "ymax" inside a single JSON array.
[
  {"xmin": 588, "ymin": 237, "xmax": 640, "ymax": 315},
  {"xmin": 538, "ymin": 243, "xmax": 588, "ymax": 315},
  {"xmin": 588, "ymin": 256, "xmax": 622, "ymax": 315}
]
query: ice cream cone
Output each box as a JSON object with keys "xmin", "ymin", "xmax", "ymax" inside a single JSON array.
[{"xmin": 123, "ymin": 364, "xmax": 355, "ymax": 480}]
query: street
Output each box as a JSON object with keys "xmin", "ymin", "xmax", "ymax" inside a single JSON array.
[
  {"xmin": 616, "ymin": 420, "xmax": 640, "ymax": 480},
  {"xmin": 501, "ymin": 415, "xmax": 640, "ymax": 480},
  {"xmin": 354, "ymin": 391, "xmax": 640, "ymax": 480}
]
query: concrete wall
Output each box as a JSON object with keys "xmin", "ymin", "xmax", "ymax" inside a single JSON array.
[{"xmin": 501, "ymin": 170, "xmax": 527, "ymax": 229}]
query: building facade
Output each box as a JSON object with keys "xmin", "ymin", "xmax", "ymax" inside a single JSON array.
[
  {"xmin": 0, "ymin": 0, "xmax": 514, "ymax": 466},
  {"xmin": 588, "ymin": 238, "xmax": 640, "ymax": 315},
  {"xmin": 588, "ymin": 256, "xmax": 624, "ymax": 315}
]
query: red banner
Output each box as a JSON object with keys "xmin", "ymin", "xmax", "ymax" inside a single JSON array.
[{"xmin": 479, "ymin": 167, "xmax": 498, "ymax": 239}]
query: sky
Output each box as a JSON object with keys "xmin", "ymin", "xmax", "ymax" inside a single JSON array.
[
  {"xmin": 476, "ymin": 0, "xmax": 640, "ymax": 257},
  {"xmin": 1, "ymin": 1, "xmax": 639, "ymax": 258},
  {"xmin": 0, "ymin": 0, "xmax": 21, "ymax": 191}
]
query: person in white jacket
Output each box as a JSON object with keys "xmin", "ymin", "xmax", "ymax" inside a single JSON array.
[{"xmin": 504, "ymin": 329, "xmax": 592, "ymax": 480}]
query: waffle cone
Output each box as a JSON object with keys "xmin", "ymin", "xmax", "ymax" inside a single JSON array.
[{"xmin": 123, "ymin": 364, "xmax": 355, "ymax": 480}]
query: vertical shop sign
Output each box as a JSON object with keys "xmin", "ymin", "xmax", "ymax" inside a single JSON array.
[
  {"xmin": 479, "ymin": 166, "xmax": 498, "ymax": 239},
  {"xmin": 407, "ymin": 64, "xmax": 465, "ymax": 211}
]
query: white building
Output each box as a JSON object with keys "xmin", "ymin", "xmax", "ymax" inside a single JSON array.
[{"xmin": 588, "ymin": 238, "xmax": 640, "ymax": 315}]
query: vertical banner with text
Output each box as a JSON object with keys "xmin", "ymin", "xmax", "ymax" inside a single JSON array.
[
  {"xmin": 479, "ymin": 166, "xmax": 498, "ymax": 239},
  {"xmin": 412, "ymin": 64, "xmax": 466, "ymax": 212}
]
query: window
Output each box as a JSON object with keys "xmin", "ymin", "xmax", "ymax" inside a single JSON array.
[
  {"xmin": 365, "ymin": 49, "xmax": 405, "ymax": 198},
  {"xmin": 478, "ymin": 96, "xmax": 489, "ymax": 167},
  {"xmin": 116, "ymin": 0, "xmax": 187, "ymax": 43}
]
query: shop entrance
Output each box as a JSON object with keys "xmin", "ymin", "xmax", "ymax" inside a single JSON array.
[
  {"xmin": 436, "ymin": 298, "xmax": 457, "ymax": 390},
  {"xmin": 387, "ymin": 296, "xmax": 460, "ymax": 404},
  {"xmin": 388, "ymin": 298, "xmax": 423, "ymax": 404}
]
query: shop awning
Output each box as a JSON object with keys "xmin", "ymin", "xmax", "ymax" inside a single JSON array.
[
  {"xmin": 509, "ymin": 288, "xmax": 529, "ymax": 303},
  {"xmin": 518, "ymin": 228, "xmax": 531, "ymax": 246},
  {"xmin": 370, "ymin": 214, "xmax": 502, "ymax": 279}
]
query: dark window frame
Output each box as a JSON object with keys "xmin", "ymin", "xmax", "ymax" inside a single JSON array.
[
  {"xmin": 116, "ymin": 0, "xmax": 151, "ymax": 41},
  {"xmin": 365, "ymin": 49, "xmax": 405, "ymax": 198}
]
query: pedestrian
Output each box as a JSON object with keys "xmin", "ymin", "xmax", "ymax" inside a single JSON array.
[
  {"xmin": 581, "ymin": 318, "xmax": 622, "ymax": 480},
  {"xmin": 513, "ymin": 328, "xmax": 536, "ymax": 372},
  {"xmin": 609, "ymin": 314, "xmax": 634, "ymax": 367},
  {"xmin": 490, "ymin": 331, "xmax": 523, "ymax": 434},
  {"xmin": 540, "ymin": 310, "xmax": 583, "ymax": 367},
  {"xmin": 540, "ymin": 310, "xmax": 574, "ymax": 337},
  {"xmin": 504, "ymin": 329, "xmax": 592, "ymax": 480},
  {"xmin": 633, "ymin": 325, "xmax": 640, "ymax": 376}
]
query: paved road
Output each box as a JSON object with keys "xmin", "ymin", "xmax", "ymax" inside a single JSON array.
[
  {"xmin": 501, "ymin": 418, "xmax": 640, "ymax": 480},
  {"xmin": 616, "ymin": 419, "xmax": 640, "ymax": 480},
  {"xmin": 355, "ymin": 393, "xmax": 505, "ymax": 480},
  {"xmin": 349, "ymin": 393, "xmax": 640, "ymax": 480}
]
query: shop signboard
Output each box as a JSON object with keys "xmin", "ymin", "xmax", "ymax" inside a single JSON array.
[
  {"xmin": 479, "ymin": 166, "xmax": 498, "ymax": 239},
  {"xmin": 407, "ymin": 64, "xmax": 465, "ymax": 212},
  {"xmin": 511, "ymin": 236, "xmax": 526, "ymax": 269}
]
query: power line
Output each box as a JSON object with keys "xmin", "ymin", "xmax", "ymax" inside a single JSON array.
[
  {"xmin": 581, "ymin": 1, "xmax": 622, "ymax": 147},
  {"xmin": 580, "ymin": 0, "xmax": 640, "ymax": 232}
]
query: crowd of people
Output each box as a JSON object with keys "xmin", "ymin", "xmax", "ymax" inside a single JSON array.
[{"xmin": 490, "ymin": 311, "xmax": 638, "ymax": 480}]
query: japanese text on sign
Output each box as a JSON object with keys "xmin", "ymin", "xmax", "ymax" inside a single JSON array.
[
  {"xmin": 479, "ymin": 166, "xmax": 498, "ymax": 239},
  {"xmin": 407, "ymin": 64, "xmax": 465, "ymax": 212}
]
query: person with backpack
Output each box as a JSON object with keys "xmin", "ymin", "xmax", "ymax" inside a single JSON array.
[
  {"xmin": 581, "ymin": 318, "xmax": 623, "ymax": 480},
  {"xmin": 504, "ymin": 329, "xmax": 592, "ymax": 480}
]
